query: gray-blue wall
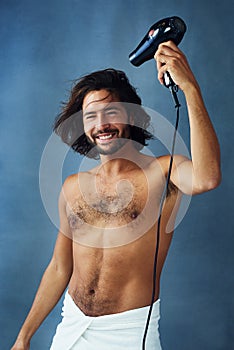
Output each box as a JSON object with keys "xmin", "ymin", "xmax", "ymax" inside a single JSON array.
[{"xmin": 1, "ymin": 0, "xmax": 233, "ymax": 349}]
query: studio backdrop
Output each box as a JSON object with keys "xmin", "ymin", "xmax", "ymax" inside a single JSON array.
[{"xmin": 0, "ymin": 0, "xmax": 233, "ymax": 349}]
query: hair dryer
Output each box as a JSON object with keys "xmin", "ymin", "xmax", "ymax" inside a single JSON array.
[
  {"xmin": 129, "ymin": 16, "xmax": 186, "ymax": 95},
  {"xmin": 129, "ymin": 16, "xmax": 186, "ymax": 67}
]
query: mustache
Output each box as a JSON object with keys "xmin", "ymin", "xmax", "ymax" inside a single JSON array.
[{"xmin": 92, "ymin": 128, "xmax": 119, "ymax": 138}]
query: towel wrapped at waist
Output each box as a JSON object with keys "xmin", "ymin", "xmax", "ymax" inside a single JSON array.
[{"xmin": 50, "ymin": 290, "xmax": 162, "ymax": 350}]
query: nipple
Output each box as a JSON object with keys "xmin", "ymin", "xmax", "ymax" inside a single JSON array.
[{"xmin": 131, "ymin": 211, "xmax": 138, "ymax": 219}]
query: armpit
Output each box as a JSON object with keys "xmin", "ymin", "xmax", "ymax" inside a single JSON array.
[{"xmin": 166, "ymin": 180, "xmax": 178, "ymax": 197}]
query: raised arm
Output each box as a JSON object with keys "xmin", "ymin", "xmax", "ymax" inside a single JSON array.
[
  {"xmin": 11, "ymin": 182, "xmax": 73, "ymax": 350},
  {"xmin": 155, "ymin": 40, "xmax": 221, "ymax": 195}
]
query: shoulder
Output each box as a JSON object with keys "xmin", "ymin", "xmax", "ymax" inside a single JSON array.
[
  {"xmin": 155, "ymin": 154, "xmax": 190, "ymax": 174},
  {"xmin": 63, "ymin": 173, "xmax": 79, "ymax": 187},
  {"xmin": 135, "ymin": 152, "xmax": 190, "ymax": 180},
  {"xmin": 60, "ymin": 173, "xmax": 81, "ymax": 204},
  {"xmin": 61, "ymin": 170, "xmax": 95, "ymax": 200},
  {"xmin": 63, "ymin": 170, "xmax": 94, "ymax": 186},
  {"xmin": 61, "ymin": 173, "xmax": 78, "ymax": 196},
  {"xmin": 150, "ymin": 154, "xmax": 190, "ymax": 196}
]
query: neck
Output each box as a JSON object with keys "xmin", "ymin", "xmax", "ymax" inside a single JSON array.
[{"xmin": 99, "ymin": 142, "xmax": 142, "ymax": 176}]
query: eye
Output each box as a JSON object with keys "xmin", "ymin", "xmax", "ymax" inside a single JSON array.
[
  {"xmin": 84, "ymin": 113, "xmax": 96, "ymax": 120},
  {"xmin": 105, "ymin": 109, "xmax": 118, "ymax": 116}
]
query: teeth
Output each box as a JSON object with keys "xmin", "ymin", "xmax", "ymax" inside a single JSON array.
[{"xmin": 98, "ymin": 134, "xmax": 113, "ymax": 140}]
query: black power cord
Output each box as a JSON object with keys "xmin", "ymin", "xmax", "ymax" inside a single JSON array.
[{"xmin": 142, "ymin": 83, "xmax": 181, "ymax": 349}]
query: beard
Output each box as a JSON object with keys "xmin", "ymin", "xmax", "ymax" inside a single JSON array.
[
  {"xmin": 95, "ymin": 137, "xmax": 129, "ymax": 155},
  {"xmin": 87, "ymin": 125, "xmax": 131, "ymax": 156}
]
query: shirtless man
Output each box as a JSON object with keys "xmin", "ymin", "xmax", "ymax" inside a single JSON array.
[{"xmin": 11, "ymin": 41, "xmax": 221, "ymax": 350}]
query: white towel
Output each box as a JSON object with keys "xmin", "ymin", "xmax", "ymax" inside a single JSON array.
[{"xmin": 50, "ymin": 291, "xmax": 162, "ymax": 350}]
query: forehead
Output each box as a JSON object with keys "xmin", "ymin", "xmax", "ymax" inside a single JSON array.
[{"xmin": 82, "ymin": 90, "xmax": 120, "ymax": 111}]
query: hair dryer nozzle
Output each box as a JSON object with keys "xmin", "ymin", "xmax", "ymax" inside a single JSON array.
[{"xmin": 129, "ymin": 16, "xmax": 186, "ymax": 67}]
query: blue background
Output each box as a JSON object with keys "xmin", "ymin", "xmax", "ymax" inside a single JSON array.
[{"xmin": 1, "ymin": 0, "xmax": 233, "ymax": 349}]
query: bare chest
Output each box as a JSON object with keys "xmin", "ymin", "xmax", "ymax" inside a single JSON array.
[
  {"xmin": 66, "ymin": 167, "xmax": 167, "ymax": 247},
  {"xmin": 67, "ymin": 179, "xmax": 150, "ymax": 228}
]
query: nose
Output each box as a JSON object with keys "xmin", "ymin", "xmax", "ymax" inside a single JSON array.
[{"xmin": 96, "ymin": 111, "xmax": 111, "ymax": 130}]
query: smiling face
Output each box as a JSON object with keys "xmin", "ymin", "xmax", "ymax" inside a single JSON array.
[{"xmin": 82, "ymin": 90, "xmax": 133, "ymax": 156}]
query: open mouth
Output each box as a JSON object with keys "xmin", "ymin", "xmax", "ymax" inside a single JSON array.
[{"xmin": 95, "ymin": 132, "xmax": 118, "ymax": 143}]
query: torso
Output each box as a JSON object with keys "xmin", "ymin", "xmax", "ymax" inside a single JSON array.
[{"xmin": 65, "ymin": 155, "xmax": 181, "ymax": 316}]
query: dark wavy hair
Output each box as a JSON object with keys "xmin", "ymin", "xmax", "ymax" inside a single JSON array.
[{"xmin": 53, "ymin": 68, "xmax": 154, "ymax": 158}]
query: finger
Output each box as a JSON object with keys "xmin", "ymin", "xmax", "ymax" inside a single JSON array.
[
  {"xmin": 154, "ymin": 52, "xmax": 166, "ymax": 72},
  {"xmin": 157, "ymin": 64, "xmax": 168, "ymax": 85},
  {"xmin": 156, "ymin": 41, "xmax": 186, "ymax": 67},
  {"xmin": 158, "ymin": 40, "xmax": 183, "ymax": 54},
  {"xmin": 157, "ymin": 46, "xmax": 182, "ymax": 61},
  {"xmin": 154, "ymin": 51, "xmax": 174, "ymax": 73},
  {"xmin": 156, "ymin": 53, "xmax": 183, "ymax": 85},
  {"xmin": 154, "ymin": 42, "xmax": 179, "ymax": 62},
  {"xmin": 156, "ymin": 49, "xmax": 187, "ymax": 75}
]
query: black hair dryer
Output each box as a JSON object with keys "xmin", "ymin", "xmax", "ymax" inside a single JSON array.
[
  {"xmin": 129, "ymin": 15, "xmax": 186, "ymax": 106},
  {"xmin": 129, "ymin": 16, "xmax": 186, "ymax": 67}
]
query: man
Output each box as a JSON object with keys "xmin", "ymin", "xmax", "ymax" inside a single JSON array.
[{"xmin": 11, "ymin": 41, "xmax": 221, "ymax": 350}]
